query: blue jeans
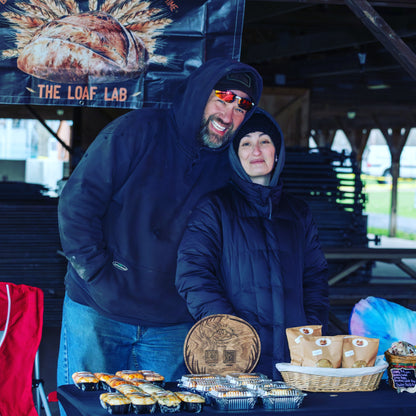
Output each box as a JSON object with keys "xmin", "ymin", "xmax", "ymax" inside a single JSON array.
[{"xmin": 57, "ymin": 294, "xmax": 193, "ymax": 388}]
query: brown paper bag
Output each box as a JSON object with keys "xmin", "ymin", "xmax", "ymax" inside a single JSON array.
[
  {"xmin": 342, "ymin": 335, "xmax": 379, "ymax": 368},
  {"xmin": 286, "ymin": 325, "xmax": 322, "ymax": 365},
  {"xmin": 301, "ymin": 335, "xmax": 344, "ymax": 368}
]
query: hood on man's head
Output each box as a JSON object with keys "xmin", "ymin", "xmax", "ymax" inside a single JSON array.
[
  {"xmin": 172, "ymin": 58, "xmax": 263, "ymax": 151},
  {"xmin": 214, "ymin": 72, "xmax": 257, "ymax": 101},
  {"xmin": 233, "ymin": 112, "xmax": 282, "ymax": 154}
]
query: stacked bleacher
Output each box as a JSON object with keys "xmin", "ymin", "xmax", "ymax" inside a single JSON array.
[
  {"xmin": 282, "ymin": 147, "xmax": 371, "ymax": 284},
  {"xmin": 0, "ymin": 182, "xmax": 66, "ymax": 326}
]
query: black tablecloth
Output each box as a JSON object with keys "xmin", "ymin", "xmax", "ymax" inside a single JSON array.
[{"xmin": 58, "ymin": 381, "xmax": 416, "ymax": 416}]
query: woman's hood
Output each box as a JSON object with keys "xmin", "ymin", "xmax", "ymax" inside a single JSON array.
[{"xmin": 229, "ymin": 107, "xmax": 286, "ymax": 187}]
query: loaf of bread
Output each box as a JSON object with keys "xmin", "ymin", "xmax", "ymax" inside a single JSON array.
[{"xmin": 17, "ymin": 11, "xmax": 148, "ymax": 83}]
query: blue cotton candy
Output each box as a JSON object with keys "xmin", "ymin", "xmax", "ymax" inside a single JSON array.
[{"xmin": 349, "ymin": 296, "xmax": 416, "ymax": 356}]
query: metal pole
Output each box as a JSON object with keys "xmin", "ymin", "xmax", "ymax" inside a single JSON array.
[{"xmin": 34, "ymin": 350, "xmax": 52, "ymax": 416}]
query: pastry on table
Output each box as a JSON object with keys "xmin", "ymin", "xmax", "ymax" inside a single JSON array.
[
  {"xmin": 175, "ymin": 391, "xmax": 205, "ymax": 413},
  {"xmin": 99, "ymin": 392, "xmax": 131, "ymax": 414},
  {"xmin": 126, "ymin": 392, "xmax": 157, "ymax": 414},
  {"xmin": 72, "ymin": 371, "xmax": 100, "ymax": 391}
]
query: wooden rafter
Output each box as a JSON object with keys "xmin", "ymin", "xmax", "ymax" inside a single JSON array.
[{"xmin": 345, "ymin": 0, "xmax": 416, "ymax": 81}]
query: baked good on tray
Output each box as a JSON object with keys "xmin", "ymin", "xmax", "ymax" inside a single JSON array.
[
  {"xmin": 140, "ymin": 370, "xmax": 165, "ymax": 384},
  {"xmin": 153, "ymin": 391, "xmax": 182, "ymax": 413},
  {"xmin": 116, "ymin": 370, "xmax": 145, "ymax": 381},
  {"xmin": 126, "ymin": 392, "xmax": 157, "ymax": 414},
  {"xmin": 115, "ymin": 384, "xmax": 143, "ymax": 395},
  {"xmin": 93, "ymin": 372, "xmax": 114, "ymax": 390},
  {"xmin": 137, "ymin": 382, "xmax": 167, "ymax": 396},
  {"xmin": 107, "ymin": 376, "xmax": 131, "ymax": 392},
  {"xmin": 72, "ymin": 371, "xmax": 100, "ymax": 391},
  {"xmin": 99, "ymin": 392, "xmax": 131, "ymax": 414},
  {"xmin": 175, "ymin": 391, "xmax": 205, "ymax": 413},
  {"xmin": 129, "ymin": 379, "xmax": 150, "ymax": 387}
]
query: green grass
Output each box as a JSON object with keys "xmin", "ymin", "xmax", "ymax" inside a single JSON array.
[
  {"xmin": 362, "ymin": 177, "xmax": 416, "ymax": 219},
  {"xmin": 361, "ymin": 175, "xmax": 416, "ymax": 239},
  {"xmin": 368, "ymin": 227, "xmax": 416, "ymax": 240}
]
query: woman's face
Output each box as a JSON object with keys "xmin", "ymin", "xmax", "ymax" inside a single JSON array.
[{"xmin": 238, "ymin": 131, "xmax": 276, "ymax": 185}]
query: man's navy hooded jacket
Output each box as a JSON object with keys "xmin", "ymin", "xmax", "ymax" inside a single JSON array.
[
  {"xmin": 58, "ymin": 58, "xmax": 263, "ymax": 326},
  {"xmin": 175, "ymin": 108, "xmax": 329, "ymax": 378}
]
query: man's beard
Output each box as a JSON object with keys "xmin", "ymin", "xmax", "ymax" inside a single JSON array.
[{"xmin": 198, "ymin": 115, "xmax": 235, "ymax": 149}]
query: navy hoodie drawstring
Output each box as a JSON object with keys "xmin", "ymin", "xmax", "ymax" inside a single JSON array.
[{"xmin": 185, "ymin": 153, "xmax": 200, "ymax": 176}]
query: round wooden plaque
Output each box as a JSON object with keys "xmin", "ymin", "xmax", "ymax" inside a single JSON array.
[{"xmin": 184, "ymin": 314, "xmax": 261, "ymax": 375}]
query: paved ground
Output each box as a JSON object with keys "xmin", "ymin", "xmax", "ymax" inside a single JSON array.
[
  {"xmin": 368, "ymin": 233, "xmax": 416, "ymax": 282},
  {"xmin": 367, "ymin": 213, "xmax": 416, "ymax": 235},
  {"xmin": 366, "ymin": 213, "xmax": 416, "ymax": 281},
  {"xmin": 370, "ymin": 235, "xmax": 416, "ymax": 248}
]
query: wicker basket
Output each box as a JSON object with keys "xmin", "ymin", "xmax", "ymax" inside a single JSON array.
[
  {"xmin": 276, "ymin": 358, "xmax": 388, "ymax": 393},
  {"xmin": 385, "ymin": 350, "xmax": 416, "ymax": 366},
  {"xmin": 384, "ymin": 351, "xmax": 416, "ymax": 391}
]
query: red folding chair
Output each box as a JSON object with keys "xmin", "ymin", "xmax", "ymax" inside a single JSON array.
[{"xmin": 0, "ymin": 282, "xmax": 52, "ymax": 416}]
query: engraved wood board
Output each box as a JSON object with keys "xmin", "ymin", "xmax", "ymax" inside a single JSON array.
[{"xmin": 184, "ymin": 314, "xmax": 261, "ymax": 375}]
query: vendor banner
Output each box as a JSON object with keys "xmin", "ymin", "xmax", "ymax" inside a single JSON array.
[{"xmin": 0, "ymin": 0, "xmax": 245, "ymax": 108}]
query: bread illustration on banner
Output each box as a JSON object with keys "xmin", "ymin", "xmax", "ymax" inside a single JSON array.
[{"xmin": 1, "ymin": 0, "xmax": 172, "ymax": 83}]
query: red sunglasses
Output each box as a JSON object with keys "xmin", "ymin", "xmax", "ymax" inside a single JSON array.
[{"xmin": 214, "ymin": 90, "xmax": 254, "ymax": 111}]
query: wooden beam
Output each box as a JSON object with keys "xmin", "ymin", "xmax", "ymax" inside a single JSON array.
[
  {"xmin": 26, "ymin": 105, "xmax": 73, "ymax": 154},
  {"xmin": 375, "ymin": 127, "xmax": 410, "ymax": 237},
  {"xmin": 344, "ymin": 0, "xmax": 416, "ymax": 80},
  {"xmin": 244, "ymin": 13, "xmax": 416, "ymax": 63}
]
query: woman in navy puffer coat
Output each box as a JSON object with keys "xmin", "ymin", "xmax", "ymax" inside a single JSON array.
[{"xmin": 175, "ymin": 108, "xmax": 329, "ymax": 379}]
